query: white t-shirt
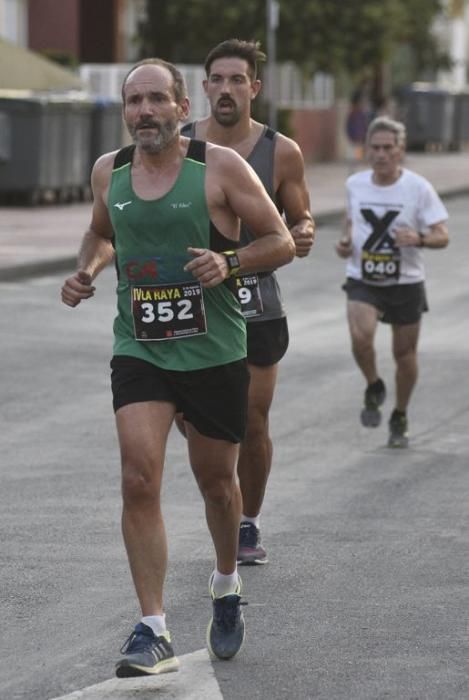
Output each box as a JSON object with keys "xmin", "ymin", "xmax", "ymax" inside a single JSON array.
[{"xmin": 346, "ymin": 168, "xmax": 448, "ymax": 285}]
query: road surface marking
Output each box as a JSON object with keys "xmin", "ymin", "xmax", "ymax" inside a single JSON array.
[{"xmin": 49, "ymin": 648, "xmax": 222, "ymax": 700}]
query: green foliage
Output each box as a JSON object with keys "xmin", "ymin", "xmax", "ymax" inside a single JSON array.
[
  {"xmin": 137, "ymin": 0, "xmax": 447, "ymax": 85},
  {"xmin": 138, "ymin": 0, "xmax": 265, "ymax": 64},
  {"xmin": 397, "ymin": 0, "xmax": 451, "ymax": 76},
  {"xmin": 39, "ymin": 48, "xmax": 79, "ymax": 69}
]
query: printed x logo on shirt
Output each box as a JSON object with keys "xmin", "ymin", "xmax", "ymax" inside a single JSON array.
[{"xmin": 361, "ymin": 209, "xmax": 399, "ymax": 251}]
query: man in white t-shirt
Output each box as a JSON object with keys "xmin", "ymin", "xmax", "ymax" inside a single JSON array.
[{"xmin": 336, "ymin": 116, "xmax": 449, "ymax": 447}]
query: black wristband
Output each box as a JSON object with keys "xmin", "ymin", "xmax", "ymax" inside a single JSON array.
[{"xmin": 418, "ymin": 233, "xmax": 425, "ymax": 248}]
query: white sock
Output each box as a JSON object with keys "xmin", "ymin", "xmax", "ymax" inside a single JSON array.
[
  {"xmin": 211, "ymin": 569, "xmax": 239, "ymax": 598},
  {"xmin": 141, "ymin": 614, "xmax": 167, "ymax": 636},
  {"xmin": 241, "ymin": 513, "xmax": 260, "ymax": 529}
]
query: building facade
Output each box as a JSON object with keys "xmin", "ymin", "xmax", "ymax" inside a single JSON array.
[{"xmin": 0, "ymin": 0, "xmax": 144, "ymax": 63}]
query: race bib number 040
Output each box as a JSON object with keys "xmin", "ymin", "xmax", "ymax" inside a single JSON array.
[
  {"xmin": 361, "ymin": 250, "xmax": 400, "ymax": 282},
  {"xmin": 131, "ymin": 282, "xmax": 207, "ymax": 341}
]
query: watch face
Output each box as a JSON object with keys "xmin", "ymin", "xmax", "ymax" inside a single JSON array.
[{"xmin": 227, "ymin": 254, "xmax": 239, "ymax": 269}]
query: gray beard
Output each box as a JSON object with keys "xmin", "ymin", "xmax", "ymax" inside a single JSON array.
[{"xmin": 131, "ymin": 120, "xmax": 179, "ymax": 153}]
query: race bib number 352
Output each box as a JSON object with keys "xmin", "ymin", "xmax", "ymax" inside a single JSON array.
[{"xmin": 131, "ymin": 282, "xmax": 207, "ymax": 341}]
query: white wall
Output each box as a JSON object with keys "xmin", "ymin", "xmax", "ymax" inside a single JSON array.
[{"xmin": 0, "ymin": 0, "xmax": 28, "ymax": 46}]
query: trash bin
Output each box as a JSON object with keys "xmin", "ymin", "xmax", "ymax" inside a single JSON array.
[
  {"xmin": 0, "ymin": 92, "xmax": 60, "ymax": 204},
  {"xmin": 451, "ymin": 91, "xmax": 469, "ymax": 150},
  {"xmin": 59, "ymin": 95, "xmax": 94, "ymax": 201},
  {"xmin": 0, "ymin": 91, "xmax": 95, "ymax": 204},
  {"xmin": 41, "ymin": 97, "xmax": 69, "ymax": 195},
  {"xmin": 397, "ymin": 85, "xmax": 456, "ymax": 151},
  {"xmin": 89, "ymin": 99, "xmax": 123, "ymax": 173},
  {"xmin": 0, "ymin": 111, "xmax": 11, "ymax": 163}
]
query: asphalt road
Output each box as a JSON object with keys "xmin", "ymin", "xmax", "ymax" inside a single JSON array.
[{"xmin": 0, "ymin": 196, "xmax": 468, "ymax": 700}]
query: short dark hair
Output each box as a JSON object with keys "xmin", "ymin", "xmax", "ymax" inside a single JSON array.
[
  {"xmin": 204, "ymin": 39, "xmax": 266, "ymax": 81},
  {"xmin": 121, "ymin": 58, "xmax": 187, "ymax": 103}
]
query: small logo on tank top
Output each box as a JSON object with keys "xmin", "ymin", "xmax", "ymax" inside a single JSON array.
[
  {"xmin": 114, "ymin": 200, "xmax": 132, "ymax": 211},
  {"xmin": 170, "ymin": 201, "xmax": 192, "ymax": 209}
]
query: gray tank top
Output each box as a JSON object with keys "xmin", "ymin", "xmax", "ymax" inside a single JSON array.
[{"xmin": 181, "ymin": 122, "xmax": 285, "ymax": 322}]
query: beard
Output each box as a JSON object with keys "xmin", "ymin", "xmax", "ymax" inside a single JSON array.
[{"xmin": 128, "ymin": 117, "xmax": 179, "ymax": 153}]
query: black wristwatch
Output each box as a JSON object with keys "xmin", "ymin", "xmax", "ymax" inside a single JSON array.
[{"xmin": 222, "ymin": 250, "xmax": 241, "ymax": 277}]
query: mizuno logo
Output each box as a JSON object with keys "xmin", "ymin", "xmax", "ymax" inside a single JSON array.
[{"xmin": 114, "ymin": 201, "xmax": 132, "ymax": 211}]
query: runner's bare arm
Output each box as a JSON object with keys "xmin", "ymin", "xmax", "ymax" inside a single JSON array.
[
  {"xmin": 61, "ymin": 154, "xmax": 116, "ymax": 307},
  {"xmin": 335, "ymin": 217, "xmax": 353, "ymax": 258},
  {"xmin": 185, "ymin": 146, "xmax": 295, "ymax": 287},
  {"xmin": 394, "ymin": 221, "xmax": 449, "ymax": 249},
  {"xmin": 275, "ymin": 135, "xmax": 315, "ymax": 258}
]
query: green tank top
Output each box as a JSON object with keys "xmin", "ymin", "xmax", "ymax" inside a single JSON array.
[{"xmin": 108, "ymin": 142, "xmax": 246, "ymax": 371}]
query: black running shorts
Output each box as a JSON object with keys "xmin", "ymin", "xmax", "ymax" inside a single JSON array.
[
  {"xmin": 110, "ymin": 355, "xmax": 250, "ymax": 443},
  {"xmin": 246, "ymin": 317, "xmax": 289, "ymax": 367},
  {"xmin": 342, "ymin": 278, "xmax": 428, "ymax": 325}
]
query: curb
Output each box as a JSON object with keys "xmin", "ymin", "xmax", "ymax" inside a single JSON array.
[{"xmin": 0, "ymin": 256, "xmax": 77, "ymax": 282}]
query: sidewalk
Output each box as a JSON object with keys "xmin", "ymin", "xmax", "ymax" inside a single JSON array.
[{"xmin": 0, "ymin": 152, "xmax": 468, "ymax": 281}]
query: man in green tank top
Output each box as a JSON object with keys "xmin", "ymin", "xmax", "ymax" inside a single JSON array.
[{"xmin": 61, "ymin": 58, "xmax": 295, "ymax": 676}]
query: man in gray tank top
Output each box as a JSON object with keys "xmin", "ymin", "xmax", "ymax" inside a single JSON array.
[{"xmin": 180, "ymin": 39, "xmax": 315, "ymax": 565}]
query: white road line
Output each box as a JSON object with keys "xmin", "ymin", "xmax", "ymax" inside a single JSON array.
[{"xmin": 49, "ymin": 648, "xmax": 223, "ymax": 700}]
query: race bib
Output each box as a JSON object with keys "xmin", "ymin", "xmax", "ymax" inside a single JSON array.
[
  {"xmin": 361, "ymin": 250, "xmax": 400, "ymax": 282},
  {"xmin": 235, "ymin": 274, "xmax": 263, "ymax": 318},
  {"xmin": 131, "ymin": 281, "xmax": 207, "ymax": 341}
]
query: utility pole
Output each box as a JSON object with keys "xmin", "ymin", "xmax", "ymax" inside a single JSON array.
[
  {"xmin": 448, "ymin": 0, "xmax": 467, "ymax": 89},
  {"xmin": 266, "ymin": 0, "xmax": 279, "ymax": 129}
]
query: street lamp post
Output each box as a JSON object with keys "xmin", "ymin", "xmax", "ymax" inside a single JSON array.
[
  {"xmin": 266, "ymin": 0, "xmax": 279, "ymax": 130},
  {"xmin": 448, "ymin": 0, "xmax": 467, "ymax": 90}
]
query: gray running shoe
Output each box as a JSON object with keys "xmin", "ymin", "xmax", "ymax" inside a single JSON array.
[
  {"xmin": 388, "ymin": 410, "xmax": 409, "ymax": 448},
  {"xmin": 237, "ymin": 522, "xmax": 268, "ymax": 565},
  {"xmin": 360, "ymin": 378, "xmax": 386, "ymax": 427},
  {"xmin": 207, "ymin": 572, "xmax": 245, "ymax": 659},
  {"xmin": 207, "ymin": 594, "xmax": 246, "ymax": 660}
]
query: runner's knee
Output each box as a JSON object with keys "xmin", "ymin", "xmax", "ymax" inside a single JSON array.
[
  {"xmin": 393, "ymin": 345, "xmax": 417, "ymax": 365},
  {"xmin": 351, "ymin": 330, "xmax": 374, "ymax": 355},
  {"xmin": 197, "ymin": 473, "xmax": 236, "ymax": 509},
  {"xmin": 245, "ymin": 407, "xmax": 270, "ymax": 440},
  {"xmin": 121, "ymin": 461, "xmax": 161, "ymax": 507}
]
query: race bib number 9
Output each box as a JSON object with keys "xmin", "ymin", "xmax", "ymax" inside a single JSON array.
[
  {"xmin": 361, "ymin": 250, "xmax": 400, "ymax": 282},
  {"xmin": 235, "ymin": 274, "xmax": 263, "ymax": 318},
  {"xmin": 131, "ymin": 282, "xmax": 207, "ymax": 341}
]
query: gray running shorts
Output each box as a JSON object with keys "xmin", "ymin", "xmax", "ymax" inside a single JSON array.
[{"xmin": 342, "ymin": 278, "xmax": 428, "ymax": 325}]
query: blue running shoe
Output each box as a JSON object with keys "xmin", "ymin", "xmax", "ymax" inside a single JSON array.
[
  {"xmin": 207, "ymin": 593, "xmax": 246, "ymax": 660},
  {"xmin": 237, "ymin": 522, "xmax": 268, "ymax": 565},
  {"xmin": 115, "ymin": 623, "xmax": 180, "ymax": 678}
]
